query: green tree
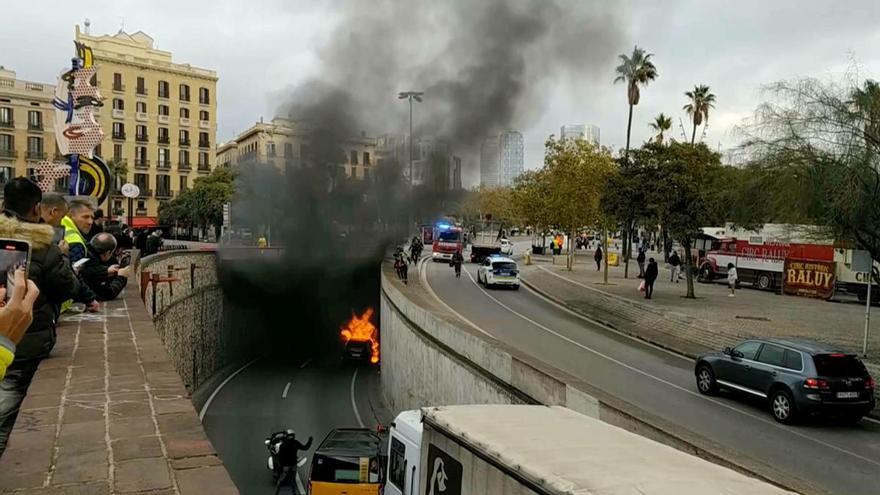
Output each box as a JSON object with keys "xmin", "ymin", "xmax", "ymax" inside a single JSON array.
[
  {"xmin": 542, "ymin": 136, "xmax": 616, "ymax": 270},
  {"xmin": 683, "ymin": 85, "xmax": 716, "ymax": 145},
  {"xmin": 159, "ymin": 167, "xmax": 233, "ymax": 239},
  {"xmin": 639, "ymin": 142, "xmax": 725, "ymax": 298},
  {"xmin": 649, "ymin": 113, "xmax": 673, "ymax": 144},
  {"xmin": 742, "ymin": 76, "xmax": 880, "ymax": 263},
  {"xmin": 614, "ymin": 46, "xmax": 659, "ymax": 161},
  {"xmin": 602, "ymin": 157, "xmax": 655, "ymax": 278}
]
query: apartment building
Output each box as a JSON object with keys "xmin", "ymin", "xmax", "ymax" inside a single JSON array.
[{"xmin": 0, "ymin": 67, "xmax": 56, "ymax": 187}]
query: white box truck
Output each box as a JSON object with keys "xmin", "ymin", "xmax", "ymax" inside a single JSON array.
[{"xmin": 384, "ymin": 405, "xmax": 792, "ymax": 495}]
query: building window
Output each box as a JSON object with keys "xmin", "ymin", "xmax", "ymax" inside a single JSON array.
[
  {"xmin": 158, "ymin": 127, "xmax": 169, "ymax": 144},
  {"xmin": 158, "ymin": 148, "xmax": 170, "ymax": 167},
  {"xmin": 179, "ymin": 84, "xmax": 190, "ymax": 102},
  {"xmin": 179, "ymin": 175, "xmax": 188, "ymax": 191},
  {"xmin": 112, "ymin": 98, "xmax": 124, "ymax": 111},
  {"xmin": 157, "ymin": 104, "xmax": 169, "ymax": 116},
  {"xmin": 0, "ymin": 108, "xmax": 11, "ymax": 128},
  {"xmin": 113, "ymin": 144, "xmax": 123, "ymax": 161},
  {"xmin": 363, "ymin": 151, "xmax": 370, "ymax": 165},
  {"xmin": 113, "ymin": 73, "xmax": 123, "ymax": 91},
  {"xmin": 284, "ymin": 142, "xmax": 293, "ymax": 157},
  {"xmin": 180, "ymin": 107, "xmax": 190, "ymax": 119},
  {"xmin": 198, "ymin": 132, "xmax": 209, "ymax": 148},
  {"xmin": 134, "ymin": 173, "xmax": 149, "ymax": 190},
  {"xmin": 0, "ymin": 134, "xmax": 13, "ymax": 153},
  {"xmin": 135, "ymin": 101, "xmax": 146, "ymax": 113},
  {"xmin": 179, "ymin": 129, "xmax": 189, "ymax": 145},
  {"xmin": 27, "ymin": 137, "xmax": 43, "ymax": 159},
  {"xmin": 112, "ymin": 122, "xmax": 125, "ymax": 139},
  {"xmin": 198, "ymin": 151, "xmax": 209, "ymax": 168},
  {"xmin": 135, "ymin": 146, "xmax": 147, "ymax": 166},
  {"xmin": 0, "ymin": 166, "xmax": 13, "ymax": 187},
  {"xmin": 199, "ymin": 110, "xmax": 209, "ymax": 121},
  {"xmin": 179, "ymin": 150, "xmax": 189, "ymax": 165},
  {"xmin": 350, "ymin": 150, "xmax": 358, "ymax": 165},
  {"xmin": 157, "ymin": 175, "xmax": 171, "ymax": 197},
  {"xmin": 136, "ymin": 125, "xmax": 148, "ymax": 141},
  {"xmin": 136, "ymin": 77, "xmax": 146, "ymax": 95},
  {"xmin": 267, "ymin": 142, "xmax": 276, "ymax": 157},
  {"xmin": 27, "ymin": 111, "xmax": 42, "ymax": 130},
  {"xmin": 198, "ymin": 87, "xmax": 210, "ymax": 105},
  {"xmin": 158, "ymin": 80, "xmax": 170, "ymax": 98}
]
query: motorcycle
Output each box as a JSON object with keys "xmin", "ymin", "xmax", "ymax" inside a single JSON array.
[{"xmin": 265, "ymin": 433, "xmax": 307, "ymax": 484}]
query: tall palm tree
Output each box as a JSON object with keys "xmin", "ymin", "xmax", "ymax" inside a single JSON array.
[
  {"xmin": 850, "ymin": 79, "xmax": 880, "ymax": 148},
  {"xmin": 614, "ymin": 46, "xmax": 659, "ymax": 161},
  {"xmin": 683, "ymin": 85, "xmax": 716, "ymax": 145},
  {"xmin": 649, "ymin": 113, "xmax": 673, "ymax": 144}
]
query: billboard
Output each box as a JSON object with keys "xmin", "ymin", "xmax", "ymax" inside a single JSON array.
[{"xmin": 783, "ymin": 259, "xmax": 835, "ymax": 300}]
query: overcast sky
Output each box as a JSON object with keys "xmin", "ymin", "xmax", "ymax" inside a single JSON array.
[{"xmin": 2, "ymin": 1, "xmax": 879, "ymax": 185}]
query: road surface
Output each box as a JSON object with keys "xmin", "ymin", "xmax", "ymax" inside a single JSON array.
[
  {"xmin": 424, "ymin": 257, "xmax": 880, "ymax": 495},
  {"xmin": 201, "ymin": 357, "xmax": 378, "ymax": 495}
]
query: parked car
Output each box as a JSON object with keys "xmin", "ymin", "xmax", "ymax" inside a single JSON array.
[
  {"xmin": 694, "ymin": 338, "xmax": 875, "ymax": 424},
  {"xmin": 476, "ymin": 255, "xmax": 520, "ymax": 290}
]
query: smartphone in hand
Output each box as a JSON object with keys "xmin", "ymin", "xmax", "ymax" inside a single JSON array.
[{"xmin": 0, "ymin": 239, "xmax": 32, "ymax": 301}]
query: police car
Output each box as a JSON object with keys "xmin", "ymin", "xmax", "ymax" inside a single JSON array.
[{"xmin": 476, "ymin": 255, "xmax": 520, "ymax": 290}]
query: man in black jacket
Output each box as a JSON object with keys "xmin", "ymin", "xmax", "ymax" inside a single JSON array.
[
  {"xmin": 0, "ymin": 178, "xmax": 83, "ymax": 454},
  {"xmin": 80, "ymin": 233, "xmax": 129, "ymax": 301},
  {"xmin": 644, "ymin": 257, "xmax": 659, "ymax": 300}
]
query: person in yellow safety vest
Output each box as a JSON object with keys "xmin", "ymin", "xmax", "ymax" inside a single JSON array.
[
  {"xmin": 60, "ymin": 198, "xmax": 95, "ymax": 265},
  {"xmin": 258, "ymin": 236, "xmax": 268, "ymax": 249}
]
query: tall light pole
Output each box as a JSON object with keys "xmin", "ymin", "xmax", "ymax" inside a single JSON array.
[{"xmin": 398, "ymin": 91, "xmax": 423, "ymax": 232}]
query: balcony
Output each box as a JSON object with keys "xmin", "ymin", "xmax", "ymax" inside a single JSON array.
[
  {"xmin": 178, "ymin": 162, "xmax": 191, "ymax": 172},
  {"xmin": 199, "ymin": 120, "xmax": 210, "ymax": 129},
  {"xmin": 134, "ymin": 159, "xmax": 150, "ymax": 170},
  {"xmin": 158, "ymin": 115, "xmax": 169, "ymax": 124},
  {"xmin": 112, "ymin": 109, "xmax": 125, "ymax": 119},
  {"xmin": 27, "ymin": 123, "xmax": 43, "ymax": 132},
  {"xmin": 158, "ymin": 92, "xmax": 170, "ymax": 100},
  {"xmin": 136, "ymin": 112, "xmax": 148, "ymax": 122},
  {"xmin": 179, "ymin": 139, "xmax": 190, "ymax": 147},
  {"xmin": 112, "ymin": 132, "xmax": 126, "ymax": 141},
  {"xmin": 0, "ymin": 120, "xmax": 13, "ymax": 129},
  {"xmin": 179, "ymin": 117, "xmax": 190, "ymax": 126},
  {"xmin": 157, "ymin": 162, "xmax": 171, "ymax": 171},
  {"xmin": 0, "ymin": 149, "xmax": 17, "ymax": 159},
  {"xmin": 136, "ymin": 208, "xmax": 148, "ymax": 216},
  {"xmin": 199, "ymin": 98, "xmax": 210, "ymax": 106},
  {"xmin": 135, "ymin": 189, "xmax": 153, "ymax": 197},
  {"xmin": 156, "ymin": 189, "xmax": 172, "ymax": 199},
  {"xmin": 158, "ymin": 136, "xmax": 170, "ymax": 145},
  {"xmin": 113, "ymin": 84, "xmax": 125, "ymax": 93},
  {"xmin": 136, "ymin": 134, "xmax": 149, "ymax": 143},
  {"xmin": 136, "ymin": 87, "xmax": 148, "ymax": 96},
  {"xmin": 180, "ymin": 96, "xmax": 190, "ymax": 103},
  {"xmin": 26, "ymin": 151, "xmax": 47, "ymax": 161},
  {"xmin": 197, "ymin": 164, "xmax": 211, "ymax": 173},
  {"xmin": 198, "ymin": 140, "xmax": 210, "ymax": 149}
]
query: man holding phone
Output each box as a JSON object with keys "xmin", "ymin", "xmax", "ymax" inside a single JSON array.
[
  {"xmin": 79, "ymin": 233, "xmax": 129, "ymax": 301},
  {"xmin": 0, "ymin": 178, "xmax": 86, "ymax": 454}
]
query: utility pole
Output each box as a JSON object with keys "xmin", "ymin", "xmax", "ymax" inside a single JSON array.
[{"xmin": 398, "ymin": 91, "xmax": 423, "ymax": 233}]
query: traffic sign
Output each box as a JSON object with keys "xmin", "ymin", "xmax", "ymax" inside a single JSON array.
[{"xmin": 121, "ymin": 183, "xmax": 140, "ymax": 198}]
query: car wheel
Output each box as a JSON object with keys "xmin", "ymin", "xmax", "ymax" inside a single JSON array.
[
  {"xmin": 695, "ymin": 365, "xmax": 718, "ymax": 395},
  {"xmin": 770, "ymin": 389, "xmax": 797, "ymax": 424},
  {"xmin": 755, "ymin": 272, "xmax": 772, "ymax": 290}
]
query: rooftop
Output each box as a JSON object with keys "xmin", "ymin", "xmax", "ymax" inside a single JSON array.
[{"xmin": 315, "ymin": 428, "xmax": 382, "ymax": 457}]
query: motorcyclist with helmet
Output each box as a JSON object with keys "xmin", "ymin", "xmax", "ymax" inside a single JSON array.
[{"xmin": 266, "ymin": 429, "xmax": 313, "ymax": 494}]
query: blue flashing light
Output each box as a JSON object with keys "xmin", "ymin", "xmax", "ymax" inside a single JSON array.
[{"xmin": 436, "ymin": 222, "xmax": 452, "ymax": 231}]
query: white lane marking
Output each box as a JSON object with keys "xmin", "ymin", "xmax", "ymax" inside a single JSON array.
[
  {"xmin": 300, "ymin": 358, "xmax": 312, "ymax": 369},
  {"xmin": 282, "ymin": 382, "xmax": 291, "ymax": 399},
  {"xmin": 520, "ymin": 277, "xmax": 691, "ymax": 362},
  {"xmin": 462, "ymin": 269, "xmax": 880, "ymax": 468},
  {"xmin": 864, "ymin": 416, "xmax": 880, "ymax": 425},
  {"xmin": 296, "ymin": 472, "xmax": 306, "ymax": 495},
  {"xmin": 351, "ymin": 368, "xmax": 365, "ymax": 428},
  {"xmin": 419, "ymin": 259, "xmax": 497, "ymax": 340},
  {"xmin": 198, "ymin": 357, "xmax": 261, "ymax": 421}
]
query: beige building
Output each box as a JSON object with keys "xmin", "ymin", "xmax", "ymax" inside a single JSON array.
[
  {"xmin": 217, "ymin": 117, "xmax": 377, "ymax": 180},
  {"xmin": 0, "ymin": 67, "xmax": 57, "ymax": 187},
  {"xmin": 75, "ymin": 25, "xmax": 218, "ymax": 226}
]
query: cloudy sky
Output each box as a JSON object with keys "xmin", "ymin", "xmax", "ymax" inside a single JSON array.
[{"xmin": 2, "ymin": 1, "xmax": 879, "ymax": 185}]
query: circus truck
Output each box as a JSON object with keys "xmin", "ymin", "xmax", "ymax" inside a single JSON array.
[{"xmin": 383, "ymin": 405, "xmax": 791, "ymax": 495}]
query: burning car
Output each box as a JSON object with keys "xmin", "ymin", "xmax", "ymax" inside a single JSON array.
[{"xmin": 341, "ymin": 308, "xmax": 380, "ymax": 364}]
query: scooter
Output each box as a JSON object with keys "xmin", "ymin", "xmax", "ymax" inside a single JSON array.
[{"xmin": 265, "ymin": 434, "xmax": 307, "ymax": 483}]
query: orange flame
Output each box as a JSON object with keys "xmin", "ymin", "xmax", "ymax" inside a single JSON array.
[{"xmin": 341, "ymin": 308, "xmax": 380, "ymax": 364}]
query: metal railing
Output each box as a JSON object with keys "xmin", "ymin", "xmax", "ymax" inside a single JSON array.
[
  {"xmin": 0, "ymin": 149, "xmax": 17, "ymax": 159},
  {"xmin": 0, "ymin": 120, "xmax": 14, "ymax": 129},
  {"xmin": 136, "ymin": 134, "xmax": 149, "ymax": 143},
  {"xmin": 26, "ymin": 151, "xmax": 46, "ymax": 160},
  {"xmin": 135, "ymin": 159, "xmax": 150, "ymax": 169},
  {"xmin": 158, "ymin": 136, "xmax": 170, "ymax": 145},
  {"xmin": 113, "ymin": 132, "xmax": 127, "ymax": 140}
]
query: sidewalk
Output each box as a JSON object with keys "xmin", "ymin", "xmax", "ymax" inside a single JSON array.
[
  {"xmin": 520, "ymin": 254, "xmax": 880, "ymax": 369},
  {"xmin": 0, "ymin": 288, "xmax": 237, "ymax": 494}
]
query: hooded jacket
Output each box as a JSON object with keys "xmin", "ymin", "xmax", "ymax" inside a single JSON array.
[{"xmin": 0, "ymin": 213, "xmax": 79, "ymax": 361}]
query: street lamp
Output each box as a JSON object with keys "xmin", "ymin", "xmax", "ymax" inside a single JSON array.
[{"xmin": 397, "ymin": 91, "xmax": 423, "ymax": 188}]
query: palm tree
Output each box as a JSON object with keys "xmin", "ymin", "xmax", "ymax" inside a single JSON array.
[
  {"xmin": 683, "ymin": 85, "xmax": 716, "ymax": 145},
  {"xmin": 649, "ymin": 113, "xmax": 673, "ymax": 144},
  {"xmin": 614, "ymin": 46, "xmax": 659, "ymax": 161},
  {"xmin": 106, "ymin": 157, "xmax": 128, "ymax": 194},
  {"xmin": 850, "ymin": 79, "xmax": 880, "ymax": 147}
]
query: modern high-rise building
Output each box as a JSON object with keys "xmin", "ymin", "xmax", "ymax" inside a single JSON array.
[
  {"xmin": 75, "ymin": 25, "xmax": 218, "ymax": 227},
  {"xmin": 481, "ymin": 131, "xmax": 523, "ymax": 187},
  {"xmin": 560, "ymin": 124, "xmax": 600, "ymax": 146},
  {"xmin": 0, "ymin": 67, "xmax": 56, "ymax": 188},
  {"xmin": 376, "ymin": 134, "xmax": 460, "ymax": 190}
]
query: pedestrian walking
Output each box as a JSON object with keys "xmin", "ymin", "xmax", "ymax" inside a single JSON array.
[
  {"xmin": 727, "ymin": 263, "xmax": 738, "ymax": 297},
  {"xmin": 450, "ymin": 250, "xmax": 463, "ymax": 278},
  {"xmin": 669, "ymin": 250, "xmax": 681, "ymax": 283},
  {"xmin": 636, "ymin": 248, "xmax": 646, "ymax": 278},
  {"xmin": 644, "ymin": 258, "xmax": 658, "ymax": 299},
  {"xmin": 594, "ymin": 245, "xmax": 603, "ymax": 271}
]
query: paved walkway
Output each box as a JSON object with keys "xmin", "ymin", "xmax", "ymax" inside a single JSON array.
[
  {"xmin": 0, "ymin": 288, "xmax": 237, "ymax": 494},
  {"xmin": 521, "ymin": 252, "xmax": 880, "ymax": 367}
]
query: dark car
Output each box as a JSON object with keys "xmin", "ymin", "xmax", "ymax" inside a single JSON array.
[{"xmin": 695, "ymin": 338, "xmax": 875, "ymax": 424}]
